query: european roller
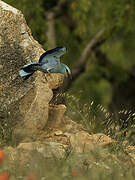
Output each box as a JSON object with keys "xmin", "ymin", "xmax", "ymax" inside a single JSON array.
[{"xmin": 19, "ymin": 47, "xmax": 71, "ymax": 80}]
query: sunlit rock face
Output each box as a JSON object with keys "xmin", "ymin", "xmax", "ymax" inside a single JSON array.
[{"xmin": 0, "ymin": 1, "xmax": 65, "ymax": 144}]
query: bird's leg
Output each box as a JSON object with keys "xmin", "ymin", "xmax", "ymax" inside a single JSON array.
[
  {"xmin": 46, "ymin": 69, "xmax": 52, "ymax": 77},
  {"xmin": 47, "ymin": 69, "xmax": 50, "ymax": 74}
]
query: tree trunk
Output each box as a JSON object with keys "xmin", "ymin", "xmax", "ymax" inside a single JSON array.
[{"xmin": 46, "ymin": 12, "xmax": 56, "ymax": 48}]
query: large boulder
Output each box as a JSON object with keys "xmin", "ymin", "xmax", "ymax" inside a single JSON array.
[{"xmin": 0, "ymin": 1, "xmax": 64, "ymax": 144}]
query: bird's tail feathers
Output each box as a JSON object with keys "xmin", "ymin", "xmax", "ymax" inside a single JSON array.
[{"xmin": 19, "ymin": 62, "xmax": 40, "ymax": 80}]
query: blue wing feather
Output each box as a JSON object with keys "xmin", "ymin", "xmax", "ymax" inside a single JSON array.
[{"xmin": 39, "ymin": 47, "xmax": 66, "ymax": 64}]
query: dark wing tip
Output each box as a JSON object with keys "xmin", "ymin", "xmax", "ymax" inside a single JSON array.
[{"xmin": 39, "ymin": 47, "xmax": 66, "ymax": 63}]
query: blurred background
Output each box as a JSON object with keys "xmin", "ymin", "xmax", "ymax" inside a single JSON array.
[{"xmin": 4, "ymin": 0, "xmax": 135, "ymax": 112}]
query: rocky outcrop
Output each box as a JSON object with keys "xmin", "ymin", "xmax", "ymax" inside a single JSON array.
[
  {"xmin": 4, "ymin": 132, "xmax": 116, "ymax": 167},
  {"xmin": 69, "ymin": 132, "xmax": 114, "ymax": 153},
  {"xmin": 0, "ymin": 1, "xmax": 64, "ymax": 143}
]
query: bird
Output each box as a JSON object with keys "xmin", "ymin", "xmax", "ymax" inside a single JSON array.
[{"xmin": 19, "ymin": 47, "xmax": 72, "ymax": 80}]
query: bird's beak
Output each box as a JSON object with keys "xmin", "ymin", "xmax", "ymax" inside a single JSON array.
[
  {"xmin": 61, "ymin": 47, "xmax": 67, "ymax": 53},
  {"xmin": 62, "ymin": 47, "xmax": 66, "ymax": 50}
]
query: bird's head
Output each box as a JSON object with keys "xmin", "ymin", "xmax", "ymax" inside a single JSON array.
[{"xmin": 55, "ymin": 47, "xmax": 67, "ymax": 57}]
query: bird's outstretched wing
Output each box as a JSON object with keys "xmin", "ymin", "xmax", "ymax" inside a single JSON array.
[{"xmin": 39, "ymin": 47, "xmax": 66, "ymax": 64}]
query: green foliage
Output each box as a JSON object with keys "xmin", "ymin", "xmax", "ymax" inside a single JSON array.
[{"xmin": 70, "ymin": 71, "xmax": 112, "ymax": 106}]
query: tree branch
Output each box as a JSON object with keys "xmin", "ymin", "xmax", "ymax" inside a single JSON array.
[
  {"xmin": 46, "ymin": 12, "xmax": 56, "ymax": 48},
  {"xmin": 72, "ymin": 29, "xmax": 105, "ymax": 80},
  {"xmin": 51, "ymin": 0, "xmax": 67, "ymax": 16},
  {"xmin": 44, "ymin": 0, "xmax": 67, "ymax": 48},
  {"xmin": 45, "ymin": 0, "xmax": 67, "ymax": 17}
]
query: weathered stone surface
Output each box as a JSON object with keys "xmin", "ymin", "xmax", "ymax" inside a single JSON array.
[
  {"xmin": 17, "ymin": 141, "xmax": 67, "ymax": 158},
  {"xmin": 69, "ymin": 132, "xmax": 115, "ymax": 153},
  {"xmin": 0, "ymin": 1, "xmax": 65, "ymax": 143},
  {"xmin": 46, "ymin": 73, "xmax": 65, "ymax": 89},
  {"xmin": 47, "ymin": 104, "xmax": 66, "ymax": 128},
  {"xmin": 13, "ymin": 72, "xmax": 53, "ymax": 143},
  {"xmin": 4, "ymin": 142, "xmax": 68, "ymax": 172},
  {"xmin": 3, "ymin": 133, "xmax": 115, "ymax": 165},
  {"xmin": 0, "ymin": 0, "xmax": 44, "ymax": 107},
  {"xmin": 126, "ymin": 145, "xmax": 135, "ymax": 163}
]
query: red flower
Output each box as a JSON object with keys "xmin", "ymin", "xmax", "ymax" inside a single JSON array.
[
  {"xmin": 26, "ymin": 174, "xmax": 38, "ymax": 180},
  {"xmin": 0, "ymin": 172, "xmax": 9, "ymax": 180},
  {"xmin": 0, "ymin": 150, "xmax": 5, "ymax": 163},
  {"xmin": 71, "ymin": 170, "xmax": 78, "ymax": 176}
]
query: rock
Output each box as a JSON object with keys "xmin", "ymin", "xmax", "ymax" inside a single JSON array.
[
  {"xmin": 47, "ymin": 104, "xmax": 66, "ymax": 128},
  {"xmin": 126, "ymin": 146, "xmax": 135, "ymax": 163},
  {"xmin": 54, "ymin": 130, "xmax": 63, "ymax": 136},
  {"xmin": 69, "ymin": 132, "xmax": 115, "ymax": 153},
  {"xmin": 4, "ymin": 141, "xmax": 68, "ymax": 168},
  {"xmin": 45, "ymin": 73, "xmax": 65, "ymax": 89},
  {"xmin": 17, "ymin": 141, "xmax": 67, "ymax": 158},
  {"xmin": 0, "ymin": 1, "xmax": 64, "ymax": 144}
]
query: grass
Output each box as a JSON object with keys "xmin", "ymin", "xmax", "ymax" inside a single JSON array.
[
  {"xmin": 0, "ymin": 109, "xmax": 13, "ymax": 147},
  {"xmin": 64, "ymin": 93, "xmax": 135, "ymax": 144},
  {"xmin": 1, "ymin": 144, "xmax": 135, "ymax": 179},
  {"xmin": 0, "ymin": 93, "xmax": 135, "ymax": 179}
]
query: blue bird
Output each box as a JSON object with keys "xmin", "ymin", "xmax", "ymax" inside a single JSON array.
[{"xmin": 19, "ymin": 47, "xmax": 72, "ymax": 80}]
